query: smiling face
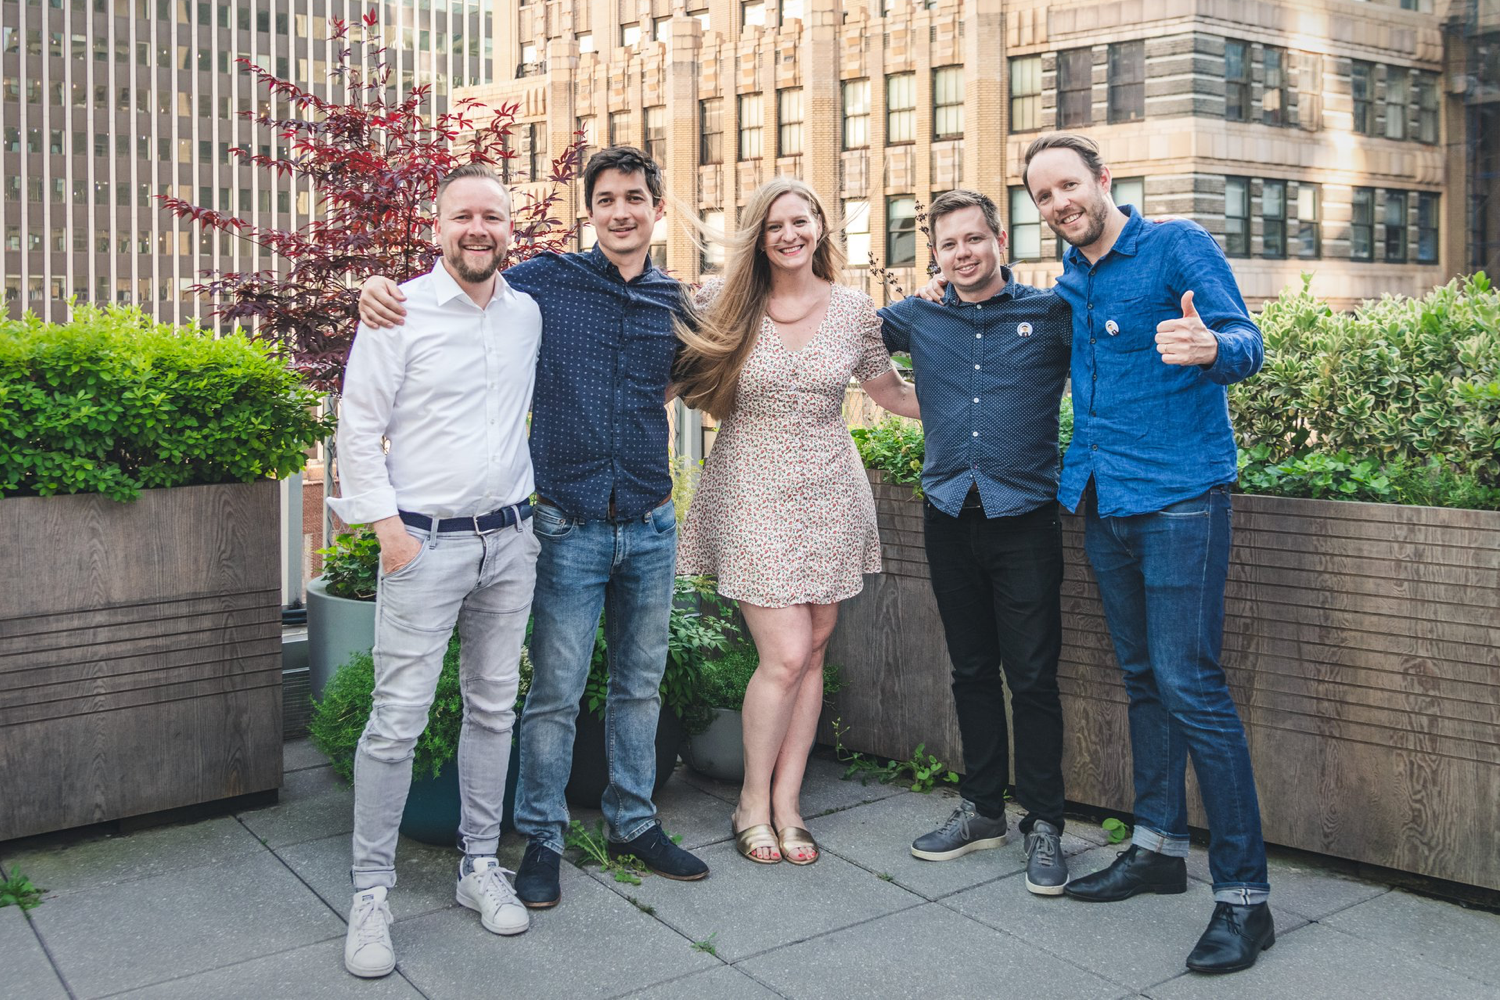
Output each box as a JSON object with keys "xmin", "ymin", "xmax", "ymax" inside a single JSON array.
[
  {"xmin": 587, "ymin": 167, "xmax": 664, "ymax": 262},
  {"xmin": 1025, "ymin": 147, "xmax": 1115, "ymax": 252},
  {"xmin": 434, "ymin": 176, "xmax": 512, "ymax": 286},
  {"xmin": 760, "ymin": 192, "xmax": 822, "ymax": 275},
  {"xmin": 932, "ymin": 205, "xmax": 1007, "ymax": 300}
]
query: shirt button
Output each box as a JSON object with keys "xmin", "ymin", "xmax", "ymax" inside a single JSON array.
[
  {"xmin": 1091, "ymin": 444, "xmax": 1098, "ymax": 451},
  {"xmin": 974, "ymin": 364, "xmax": 980, "ymax": 370},
  {"xmin": 972, "ymin": 431, "xmax": 979, "ymax": 437},
  {"xmin": 976, "ymin": 304, "xmax": 983, "ymax": 310},
  {"xmin": 1087, "ymin": 303, "xmax": 1093, "ymax": 310},
  {"xmin": 973, "ymin": 397, "xmax": 979, "ymax": 403},
  {"xmin": 975, "ymin": 333, "xmax": 982, "ymax": 339},
  {"xmin": 1090, "ymin": 338, "xmax": 1096, "ymax": 344}
]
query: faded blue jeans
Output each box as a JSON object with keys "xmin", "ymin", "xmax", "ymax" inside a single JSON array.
[
  {"xmin": 1083, "ymin": 484, "xmax": 1270, "ymax": 905},
  {"xmin": 513, "ymin": 499, "xmax": 677, "ymax": 854}
]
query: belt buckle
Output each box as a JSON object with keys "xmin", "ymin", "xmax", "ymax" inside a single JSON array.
[{"xmin": 472, "ymin": 512, "xmax": 502, "ymax": 536}]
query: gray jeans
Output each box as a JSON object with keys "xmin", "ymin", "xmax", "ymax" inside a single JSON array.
[{"xmin": 350, "ymin": 519, "xmax": 539, "ymax": 891}]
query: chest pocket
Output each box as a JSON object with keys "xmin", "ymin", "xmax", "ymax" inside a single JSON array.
[{"xmin": 1097, "ymin": 294, "xmax": 1160, "ymax": 354}]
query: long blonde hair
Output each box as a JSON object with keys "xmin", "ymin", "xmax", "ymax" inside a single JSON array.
[{"xmin": 674, "ymin": 177, "xmax": 847, "ymax": 420}]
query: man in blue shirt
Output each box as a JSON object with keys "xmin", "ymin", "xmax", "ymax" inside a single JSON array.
[
  {"xmin": 357, "ymin": 147, "xmax": 709, "ymax": 909},
  {"xmin": 1022, "ymin": 132, "xmax": 1272, "ymax": 974},
  {"xmin": 879, "ymin": 190, "xmax": 1073, "ymax": 897}
]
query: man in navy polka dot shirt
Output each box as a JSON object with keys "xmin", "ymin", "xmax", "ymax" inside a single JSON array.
[
  {"xmin": 880, "ymin": 189, "xmax": 1074, "ymax": 898},
  {"xmin": 358, "ymin": 147, "xmax": 708, "ymax": 910}
]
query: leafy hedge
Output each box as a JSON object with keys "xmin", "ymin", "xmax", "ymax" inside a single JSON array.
[{"xmin": 0, "ymin": 303, "xmax": 334, "ymax": 501}]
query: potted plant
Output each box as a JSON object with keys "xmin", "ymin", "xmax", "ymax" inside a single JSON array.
[
  {"xmin": 307, "ymin": 634, "xmax": 532, "ymax": 845},
  {"xmin": 305, "ymin": 527, "xmax": 380, "ymax": 699}
]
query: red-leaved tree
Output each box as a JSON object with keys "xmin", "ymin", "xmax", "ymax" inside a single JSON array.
[{"xmin": 161, "ymin": 9, "xmax": 582, "ymax": 392}]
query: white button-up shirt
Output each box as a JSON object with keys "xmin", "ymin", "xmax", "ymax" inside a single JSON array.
[{"xmin": 327, "ymin": 262, "xmax": 543, "ymax": 525}]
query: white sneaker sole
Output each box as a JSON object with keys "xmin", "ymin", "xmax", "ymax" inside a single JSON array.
[
  {"xmin": 1025, "ymin": 873, "xmax": 1071, "ymax": 896},
  {"xmin": 345, "ymin": 956, "xmax": 396, "ymax": 979},
  {"xmin": 910, "ymin": 831, "xmax": 1008, "ymax": 862},
  {"xmin": 456, "ymin": 889, "xmax": 530, "ymax": 936}
]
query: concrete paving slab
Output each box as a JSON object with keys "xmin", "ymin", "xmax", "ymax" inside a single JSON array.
[
  {"xmin": 284, "ymin": 739, "xmax": 334, "ymax": 773},
  {"xmin": 1144, "ymin": 922, "xmax": 1500, "ymax": 1000},
  {"xmin": 677, "ymin": 766, "xmax": 742, "ymax": 804},
  {"xmin": 237, "ymin": 765, "xmax": 354, "ymax": 849},
  {"xmin": 943, "ymin": 846, "xmax": 1307, "ymax": 992},
  {"xmin": 0, "ymin": 904, "xmax": 69, "ymax": 1000},
  {"xmin": 652, "ymin": 771, "xmax": 736, "ymax": 851},
  {"xmin": 738, "ymin": 901, "xmax": 1128, "ymax": 1000},
  {"xmin": 1184, "ymin": 843, "xmax": 1390, "ymax": 920},
  {"xmin": 101, "ymin": 940, "xmax": 425, "ymax": 999},
  {"xmin": 29, "ymin": 850, "xmax": 345, "ymax": 998},
  {"xmin": 586, "ymin": 838, "xmax": 923, "ymax": 963},
  {"xmin": 274, "ymin": 832, "xmax": 464, "ymax": 923},
  {"xmin": 614, "ymin": 965, "xmax": 782, "ymax": 1000},
  {"xmin": 798, "ymin": 753, "xmax": 912, "ymax": 817},
  {"xmin": 392, "ymin": 872, "xmax": 718, "ymax": 1000},
  {"xmin": 2, "ymin": 817, "xmax": 267, "ymax": 898},
  {"xmin": 1322, "ymin": 889, "xmax": 1500, "ymax": 987}
]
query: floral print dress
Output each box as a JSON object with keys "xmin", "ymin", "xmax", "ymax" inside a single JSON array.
[{"xmin": 678, "ymin": 280, "xmax": 894, "ymax": 608}]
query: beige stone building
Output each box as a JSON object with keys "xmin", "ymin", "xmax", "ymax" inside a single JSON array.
[{"xmin": 470, "ymin": 0, "xmax": 1497, "ymax": 315}]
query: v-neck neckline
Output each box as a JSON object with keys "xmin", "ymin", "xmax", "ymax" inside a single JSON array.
[{"xmin": 767, "ymin": 283, "xmax": 835, "ymax": 356}]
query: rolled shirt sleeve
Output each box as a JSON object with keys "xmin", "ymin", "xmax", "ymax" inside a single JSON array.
[
  {"xmin": 326, "ymin": 322, "xmax": 404, "ymax": 525},
  {"xmin": 1168, "ymin": 228, "xmax": 1264, "ymax": 386}
]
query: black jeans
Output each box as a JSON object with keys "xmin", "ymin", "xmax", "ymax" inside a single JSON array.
[{"xmin": 923, "ymin": 498, "xmax": 1066, "ymax": 831}]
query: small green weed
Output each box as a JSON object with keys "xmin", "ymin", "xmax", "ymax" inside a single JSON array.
[
  {"xmin": 565, "ymin": 820, "xmax": 645, "ymax": 885},
  {"xmin": 1101, "ymin": 818, "xmax": 1131, "ymax": 845},
  {"xmin": 691, "ymin": 932, "xmax": 719, "ymax": 956},
  {"xmin": 0, "ymin": 868, "xmax": 45, "ymax": 912},
  {"xmin": 832, "ymin": 718, "xmax": 959, "ymax": 793},
  {"xmin": 627, "ymin": 895, "xmax": 656, "ymax": 915},
  {"xmin": 876, "ymin": 871, "xmax": 894, "ymax": 882}
]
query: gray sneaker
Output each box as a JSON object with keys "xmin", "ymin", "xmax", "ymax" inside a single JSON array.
[
  {"xmin": 1023, "ymin": 819, "xmax": 1070, "ymax": 895},
  {"xmin": 911, "ymin": 799, "xmax": 1008, "ymax": 861}
]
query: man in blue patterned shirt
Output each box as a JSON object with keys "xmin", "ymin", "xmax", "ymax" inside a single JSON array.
[
  {"xmin": 358, "ymin": 147, "xmax": 709, "ymax": 909},
  {"xmin": 879, "ymin": 190, "xmax": 1074, "ymax": 897},
  {"xmin": 1023, "ymin": 132, "xmax": 1272, "ymax": 975}
]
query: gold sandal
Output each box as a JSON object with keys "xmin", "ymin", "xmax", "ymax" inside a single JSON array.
[
  {"xmin": 777, "ymin": 826, "xmax": 819, "ymax": 866},
  {"xmin": 733, "ymin": 822, "xmax": 782, "ymax": 865}
]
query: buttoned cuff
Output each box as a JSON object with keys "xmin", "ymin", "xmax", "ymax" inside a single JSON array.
[{"xmin": 325, "ymin": 486, "xmax": 400, "ymax": 527}]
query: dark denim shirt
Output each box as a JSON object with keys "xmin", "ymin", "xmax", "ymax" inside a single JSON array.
[
  {"xmin": 1056, "ymin": 207, "xmax": 1263, "ymax": 517},
  {"xmin": 506, "ymin": 246, "xmax": 682, "ymax": 520},
  {"xmin": 879, "ymin": 269, "xmax": 1072, "ymax": 517}
]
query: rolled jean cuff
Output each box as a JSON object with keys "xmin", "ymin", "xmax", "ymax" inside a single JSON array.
[
  {"xmin": 459, "ymin": 835, "xmax": 500, "ymax": 857},
  {"xmin": 1213, "ymin": 884, "xmax": 1271, "ymax": 906},
  {"xmin": 1131, "ymin": 824, "xmax": 1190, "ymax": 858},
  {"xmin": 351, "ymin": 866, "xmax": 396, "ymax": 891},
  {"xmin": 611, "ymin": 818, "xmax": 659, "ymax": 845}
]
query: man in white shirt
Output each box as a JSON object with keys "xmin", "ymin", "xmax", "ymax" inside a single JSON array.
[{"xmin": 327, "ymin": 163, "xmax": 543, "ymax": 979}]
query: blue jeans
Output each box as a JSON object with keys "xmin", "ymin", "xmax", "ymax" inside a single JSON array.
[
  {"xmin": 1083, "ymin": 485, "xmax": 1270, "ymax": 905},
  {"xmin": 513, "ymin": 499, "xmax": 678, "ymax": 854}
]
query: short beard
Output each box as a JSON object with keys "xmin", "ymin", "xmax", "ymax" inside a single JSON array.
[
  {"xmin": 445, "ymin": 247, "xmax": 504, "ymax": 284},
  {"xmin": 1051, "ymin": 195, "xmax": 1110, "ymax": 249}
]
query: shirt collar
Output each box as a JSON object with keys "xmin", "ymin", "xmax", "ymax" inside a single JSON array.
[
  {"xmin": 587, "ymin": 243, "xmax": 658, "ymax": 282},
  {"xmin": 428, "ymin": 259, "xmax": 514, "ymax": 308},
  {"xmin": 1064, "ymin": 204, "xmax": 1144, "ymax": 268},
  {"xmin": 941, "ymin": 264, "xmax": 1019, "ymax": 306}
]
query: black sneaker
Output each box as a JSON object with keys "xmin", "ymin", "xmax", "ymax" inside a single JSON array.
[
  {"xmin": 1185, "ymin": 902, "xmax": 1275, "ymax": 973},
  {"xmin": 910, "ymin": 799, "xmax": 1008, "ymax": 861},
  {"xmin": 609, "ymin": 822, "xmax": 709, "ymax": 881},
  {"xmin": 1023, "ymin": 819, "xmax": 1070, "ymax": 896},
  {"xmin": 514, "ymin": 840, "xmax": 562, "ymax": 909},
  {"xmin": 1064, "ymin": 844, "xmax": 1187, "ymax": 902}
]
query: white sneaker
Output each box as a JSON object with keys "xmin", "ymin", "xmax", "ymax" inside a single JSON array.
[
  {"xmin": 344, "ymin": 886, "xmax": 396, "ymax": 978},
  {"xmin": 456, "ymin": 857, "xmax": 530, "ymax": 936}
]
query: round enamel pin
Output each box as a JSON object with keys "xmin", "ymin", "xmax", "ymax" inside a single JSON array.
[
  {"xmin": 1105, "ymin": 319, "xmax": 1120, "ymax": 336},
  {"xmin": 1017, "ymin": 322, "xmax": 1033, "ymax": 337}
]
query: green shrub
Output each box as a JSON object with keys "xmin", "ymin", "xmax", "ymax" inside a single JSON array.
[
  {"xmin": 0, "ymin": 303, "xmax": 334, "ymax": 501},
  {"xmin": 697, "ymin": 648, "xmax": 845, "ymax": 713},
  {"xmin": 318, "ymin": 527, "xmax": 381, "ymax": 600}
]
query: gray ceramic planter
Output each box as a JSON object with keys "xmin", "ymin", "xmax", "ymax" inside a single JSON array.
[
  {"xmin": 684, "ymin": 707, "xmax": 745, "ymax": 783},
  {"xmin": 306, "ymin": 576, "xmax": 377, "ymax": 699}
]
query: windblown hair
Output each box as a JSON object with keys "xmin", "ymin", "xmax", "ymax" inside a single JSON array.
[
  {"xmin": 673, "ymin": 177, "xmax": 846, "ymax": 421},
  {"xmin": 1021, "ymin": 132, "xmax": 1106, "ymax": 196}
]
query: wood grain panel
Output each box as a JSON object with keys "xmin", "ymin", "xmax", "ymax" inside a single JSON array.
[{"xmin": 830, "ymin": 474, "xmax": 1500, "ymax": 890}]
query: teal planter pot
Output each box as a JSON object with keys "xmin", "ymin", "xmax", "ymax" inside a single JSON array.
[
  {"xmin": 684, "ymin": 708, "xmax": 745, "ymax": 784},
  {"xmin": 306, "ymin": 576, "xmax": 377, "ymax": 700},
  {"xmin": 399, "ymin": 734, "xmax": 523, "ymax": 846}
]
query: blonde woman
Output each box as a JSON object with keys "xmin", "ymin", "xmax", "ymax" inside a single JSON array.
[{"xmin": 675, "ymin": 178, "xmax": 919, "ymax": 865}]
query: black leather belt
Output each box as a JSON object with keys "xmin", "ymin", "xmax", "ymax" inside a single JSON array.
[{"xmin": 399, "ymin": 502, "xmax": 532, "ymax": 534}]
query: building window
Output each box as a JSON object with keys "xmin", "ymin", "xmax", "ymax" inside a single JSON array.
[
  {"xmin": 1058, "ymin": 48, "xmax": 1093, "ymax": 128},
  {"xmin": 886, "ymin": 73, "xmax": 916, "ymax": 144},
  {"xmin": 779, "ymin": 0, "xmax": 803, "ymax": 22},
  {"xmin": 1263, "ymin": 46, "xmax": 1288, "ymax": 127},
  {"xmin": 933, "ymin": 66, "xmax": 964, "ymax": 138},
  {"xmin": 1351, "ymin": 187, "xmax": 1375, "ymax": 261},
  {"xmin": 1224, "ymin": 40, "xmax": 1249, "ymax": 122},
  {"xmin": 653, "ymin": 16, "xmax": 671, "ymax": 41},
  {"xmin": 1225, "ymin": 176, "xmax": 1250, "ymax": 257},
  {"xmin": 1010, "ymin": 56, "xmax": 1042, "ymax": 132},
  {"xmin": 700, "ymin": 99, "xmax": 724, "ymax": 164},
  {"xmin": 843, "ymin": 199, "xmax": 871, "ymax": 266},
  {"xmin": 1351, "ymin": 61, "xmax": 1375, "ymax": 135},
  {"xmin": 701, "ymin": 209, "xmax": 726, "ymax": 272},
  {"xmin": 1416, "ymin": 71, "xmax": 1439, "ymax": 144},
  {"xmin": 1384, "ymin": 67, "xmax": 1408, "ymax": 140},
  {"xmin": 1112, "ymin": 176, "xmax": 1144, "ymax": 214},
  {"xmin": 887, "ymin": 196, "xmax": 916, "ymax": 266},
  {"xmin": 645, "ymin": 106, "xmax": 666, "ymax": 163},
  {"xmin": 1417, "ymin": 192, "xmax": 1439, "ymax": 263},
  {"xmin": 1296, "ymin": 184, "xmax": 1321, "ymax": 259},
  {"xmin": 1108, "ymin": 41, "xmax": 1145, "ymax": 124},
  {"xmin": 738, "ymin": 93, "xmax": 763, "ymax": 160},
  {"xmin": 650, "ymin": 217, "xmax": 667, "ymax": 269},
  {"xmin": 741, "ymin": 1, "xmax": 765, "ymax": 28},
  {"xmin": 842, "ymin": 79, "xmax": 870, "ymax": 149},
  {"xmin": 578, "ymin": 32, "xmax": 594, "ymax": 54},
  {"xmin": 1010, "ymin": 187, "xmax": 1047, "ymax": 261},
  {"xmin": 1262, "ymin": 179, "xmax": 1287, "ymax": 258},
  {"xmin": 1384, "ymin": 190, "xmax": 1408, "ymax": 262},
  {"xmin": 620, "ymin": 22, "xmax": 641, "ymax": 47},
  {"xmin": 778, "ymin": 88, "xmax": 804, "ymax": 156},
  {"xmin": 608, "ymin": 111, "xmax": 631, "ymax": 147}
]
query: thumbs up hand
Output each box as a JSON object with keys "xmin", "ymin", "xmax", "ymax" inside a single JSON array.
[{"xmin": 1154, "ymin": 290, "xmax": 1219, "ymax": 366}]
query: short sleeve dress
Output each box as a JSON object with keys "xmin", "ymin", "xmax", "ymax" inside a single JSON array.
[{"xmin": 677, "ymin": 280, "xmax": 895, "ymax": 608}]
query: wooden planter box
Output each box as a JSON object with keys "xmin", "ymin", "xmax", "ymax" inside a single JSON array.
[
  {"xmin": 826, "ymin": 470, "xmax": 1500, "ymax": 891},
  {"xmin": 0, "ymin": 482, "xmax": 285, "ymax": 841}
]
